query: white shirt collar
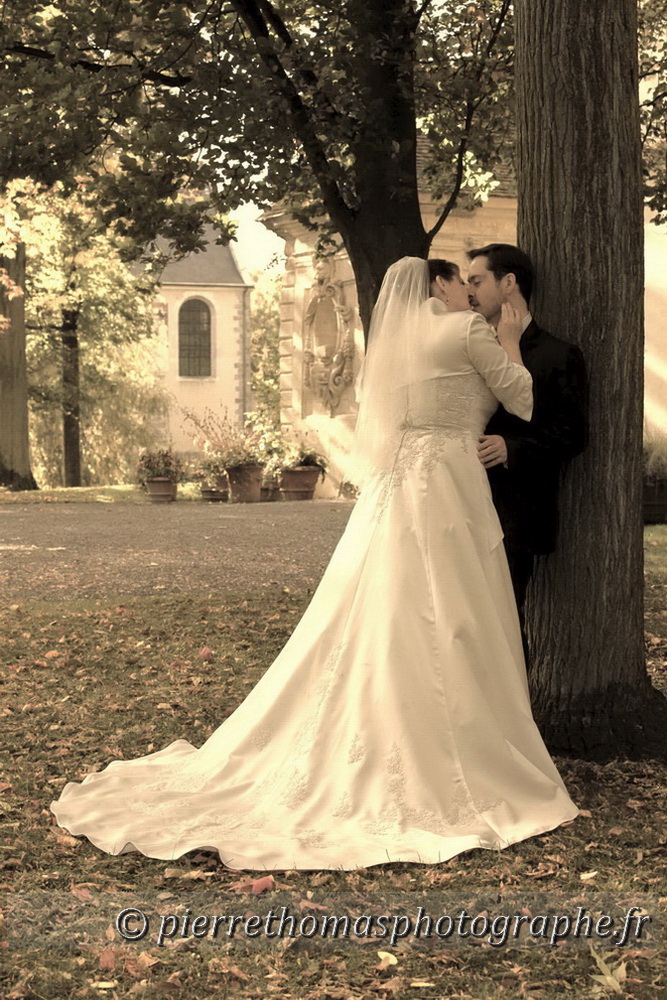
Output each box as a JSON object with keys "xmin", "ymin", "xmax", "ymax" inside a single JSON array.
[{"xmin": 521, "ymin": 312, "xmax": 533, "ymax": 333}]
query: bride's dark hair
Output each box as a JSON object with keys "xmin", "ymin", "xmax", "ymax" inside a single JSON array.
[{"xmin": 427, "ymin": 259, "xmax": 459, "ymax": 283}]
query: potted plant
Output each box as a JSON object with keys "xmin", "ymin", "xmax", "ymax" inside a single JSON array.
[
  {"xmin": 181, "ymin": 406, "xmax": 265, "ymax": 503},
  {"xmin": 249, "ymin": 414, "xmax": 284, "ymax": 501},
  {"xmin": 137, "ymin": 449, "xmax": 185, "ymax": 503},
  {"xmin": 644, "ymin": 429, "xmax": 667, "ymax": 524},
  {"xmin": 192, "ymin": 458, "xmax": 229, "ymax": 502},
  {"xmin": 273, "ymin": 434, "xmax": 328, "ymax": 501}
]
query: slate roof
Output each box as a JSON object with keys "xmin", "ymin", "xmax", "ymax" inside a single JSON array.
[{"xmin": 156, "ymin": 226, "xmax": 248, "ymax": 286}]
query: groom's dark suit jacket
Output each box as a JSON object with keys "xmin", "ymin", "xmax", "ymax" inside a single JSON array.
[{"xmin": 484, "ymin": 319, "xmax": 588, "ymax": 555}]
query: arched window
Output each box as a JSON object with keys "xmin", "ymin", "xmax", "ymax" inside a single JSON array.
[{"xmin": 178, "ymin": 299, "xmax": 212, "ymax": 377}]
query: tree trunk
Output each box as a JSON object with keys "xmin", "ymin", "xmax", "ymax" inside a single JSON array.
[
  {"xmin": 515, "ymin": 0, "xmax": 667, "ymax": 756},
  {"xmin": 0, "ymin": 244, "xmax": 37, "ymax": 490},
  {"xmin": 61, "ymin": 307, "xmax": 82, "ymax": 488},
  {"xmin": 342, "ymin": 0, "xmax": 430, "ymax": 338}
]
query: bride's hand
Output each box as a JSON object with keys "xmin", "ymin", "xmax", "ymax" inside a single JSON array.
[{"xmin": 496, "ymin": 302, "xmax": 523, "ymax": 346}]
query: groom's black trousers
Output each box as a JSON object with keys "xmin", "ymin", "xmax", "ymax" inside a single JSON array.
[{"xmin": 504, "ymin": 546, "xmax": 535, "ymax": 674}]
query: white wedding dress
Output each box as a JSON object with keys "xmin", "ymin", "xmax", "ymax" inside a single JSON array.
[{"xmin": 51, "ymin": 303, "xmax": 578, "ymax": 871}]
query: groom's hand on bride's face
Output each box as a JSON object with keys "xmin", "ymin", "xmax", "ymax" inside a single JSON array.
[{"xmin": 477, "ymin": 434, "xmax": 508, "ymax": 468}]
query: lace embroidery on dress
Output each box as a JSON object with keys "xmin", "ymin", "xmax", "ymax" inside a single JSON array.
[
  {"xmin": 275, "ymin": 640, "xmax": 349, "ymax": 808},
  {"xmin": 375, "ymin": 374, "xmax": 494, "ymax": 518},
  {"xmin": 332, "ymin": 790, "xmax": 353, "ymax": 819},
  {"xmin": 297, "ymin": 828, "xmax": 329, "ymax": 849},
  {"xmin": 348, "ymin": 733, "xmax": 364, "ymax": 764},
  {"xmin": 360, "ymin": 741, "xmax": 503, "ymax": 839},
  {"xmin": 251, "ymin": 727, "xmax": 271, "ymax": 751},
  {"xmin": 126, "ymin": 641, "xmax": 350, "ymax": 819}
]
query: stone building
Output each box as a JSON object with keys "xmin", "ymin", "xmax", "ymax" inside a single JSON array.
[
  {"xmin": 262, "ymin": 192, "xmax": 667, "ymax": 497},
  {"xmin": 260, "ymin": 178, "xmax": 519, "ymax": 496},
  {"xmin": 151, "ymin": 227, "xmax": 252, "ymax": 453}
]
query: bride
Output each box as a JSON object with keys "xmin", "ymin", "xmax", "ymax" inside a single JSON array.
[{"xmin": 51, "ymin": 256, "xmax": 578, "ymax": 871}]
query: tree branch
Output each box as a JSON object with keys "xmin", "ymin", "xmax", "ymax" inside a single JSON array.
[
  {"xmin": 426, "ymin": 106, "xmax": 473, "ymax": 242},
  {"xmin": 641, "ymin": 88, "xmax": 667, "ymax": 107},
  {"xmin": 228, "ymin": 0, "xmax": 353, "ymax": 228},
  {"xmin": 415, "ymin": 0, "xmax": 434, "ymax": 19},
  {"xmin": 254, "ymin": 0, "xmax": 342, "ymax": 125},
  {"xmin": 6, "ymin": 43, "xmax": 191, "ymax": 87},
  {"xmin": 485, "ymin": 0, "xmax": 512, "ymax": 60}
]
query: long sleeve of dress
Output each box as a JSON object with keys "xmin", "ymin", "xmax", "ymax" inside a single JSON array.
[{"xmin": 465, "ymin": 314, "xmax": 533, "ymax": 421}]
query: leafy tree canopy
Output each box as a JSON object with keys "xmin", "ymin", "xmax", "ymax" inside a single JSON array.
[
  {"xmin": 0, "ymin": 2, "xmax": 513, "ymax": 256},
  {"xmin": 1, "ymin": 0, "xmax": 664, "ymax": 326}
]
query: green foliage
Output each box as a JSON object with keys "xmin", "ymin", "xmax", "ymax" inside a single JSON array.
[
  {"xmin": 3, "ymin": 178, "xmax": 171, "ymax": 487},
  {"xmin": 136, "ymin": 448, "xmax": 185, "ymax": 485},
  {"xmin": 263, "ymin": 428, "xmax": 328, "ymax": 482},
  {"xmin": 249, "ymin": 268, "xmax": 281, "ymax": 426},
  {"xmin": 181, "ymin": 405, "xmax": 266, "ymax": 469},
  {"xmin": 0, "ymin": 1, "xmax": 515, "ymax": 249},
  {"xmin": 639, "ymin": 0, "xmax": 667, "ymax": 222},
  {"xmin": 1, "ymin": 0, "xmax": 664, "ymax": 258}
]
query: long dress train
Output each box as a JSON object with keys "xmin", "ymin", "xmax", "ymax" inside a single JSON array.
[{"xmin": 50, "ymin": 306, "xmax": 578, "ymax": 871}]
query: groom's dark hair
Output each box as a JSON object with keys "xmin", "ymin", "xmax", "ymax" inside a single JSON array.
[{"xmin": 467, "ymin": 244, "xmax": 534, "ymax": 304}]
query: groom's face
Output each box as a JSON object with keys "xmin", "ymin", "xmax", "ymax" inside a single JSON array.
[{"xmin": 467, "ymin": 256, "xmax": 505, "ymax": 325}]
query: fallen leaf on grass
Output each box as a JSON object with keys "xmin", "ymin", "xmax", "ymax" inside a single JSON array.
[
  {"xmin": 525, "ymin": 863, "xmax": 558, "ymax": 879},
  {"xmin": 97, "ymin": 948, "xmax": 116, "ymax": 971},
  {"xmin": 376, "ymin": 951, "xmax": 398, "ymax": 971},
  {"xmin": 228, "ymin": 874, "xmax": 276, "ymax": 894},
  {"xmin": 373, "ymin": 977, "xmax": 404, "ymax": 995},
  {"xmin": 71, "ymin": 884, "xmax": 97, "ymax": 902},
  {"xmin": 198, "ymin": 646, "xmax": 215, "ymax": 661},
  {"xmin": 580, "ymin": 871, "xmax": 598, "ymax": 882},
  {"xmin": 207, "ymin": 959, "xmax": 249, "ymax": 980},
  {"xmin": 138, "ymin": 953, "xmax": 161, "ymax": 969},
  {"xmin": 298, "ymin": 898, "xmax": 329, "ymax": 913},
  {"xmin": 162, "ymin": 868, "xmax": 211, "ymax": 881},
  {"xmin": 124, "ymin": 952, "xmax": 161, "ymax": 979},
  {"xmin": 589, "ymin": 943, "xmax": 626, "ymax": 994},
  {"xmin": 48, "ymin": 828, "xmax": 81, "ymax": 849}
]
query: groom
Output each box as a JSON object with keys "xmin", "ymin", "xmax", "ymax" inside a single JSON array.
[{"xmin": 466, "ymin": 243, "xmax": 588, "ymax": 667}]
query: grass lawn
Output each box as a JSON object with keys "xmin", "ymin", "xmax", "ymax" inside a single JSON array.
[
  {"xmin": 1, "ymin": 526, "xmax": 665, "ymax": 999},
  {"xmin": 0, "ymin": 484, "xmax": 203, "ymax": 505}
]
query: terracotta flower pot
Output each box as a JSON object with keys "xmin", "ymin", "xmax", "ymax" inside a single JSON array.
[
  {"xmin": 145, "ymin": 478, "xmax": 177, "ymax": 503},
  {"xmin": 260, "ymin": 484, "xmax": 279, "ymax": 502},
  {"xmin": 200, "ymin": 485, "xmax": 228, "ymax": 502},
  {"xmin": 279, "ymin": 466, "xmax": 322, "ymax": 501},
  {"xmin": 226, "ymin": 464, "xmax": 264, "ymax": 503}
]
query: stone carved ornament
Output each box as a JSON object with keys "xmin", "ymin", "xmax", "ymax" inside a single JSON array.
[{"xmin": 303, "ymin": 258, "xmax": 355, "ymax": 416}]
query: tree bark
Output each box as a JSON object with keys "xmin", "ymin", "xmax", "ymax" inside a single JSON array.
[
  {"xmin": 232, "ymin": 0, "xmax": 431, "ymax": 339},
  {"xmin": 515, "ymin": 0, "xmax": 667, "ymax": 756},
  {"xmin": 61, "ymin": 307, "xmax": 82, "ymax": 488},
  {"xmin": 343, "ymin": 0, "xmax": 430, "ymax": 336},
  {"xmin": 0, "ymin": 244, "xmax": 37, "ymax": 490}
]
